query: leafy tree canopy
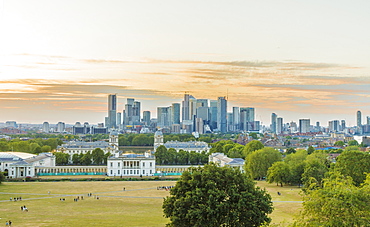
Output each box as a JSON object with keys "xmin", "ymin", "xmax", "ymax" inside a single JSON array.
[{"xmin": 163, "ymin": 164, "xmax": 273, "ymax": 227}]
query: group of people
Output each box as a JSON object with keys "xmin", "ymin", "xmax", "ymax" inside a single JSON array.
[
  {"xmin": 73, "ymin": 196, "xmax": 83, "ymax": 202},
  {"xmin": 157, "ymin": 186, "xmax": 174, "ymax": 191},
  {"xmin": 10, "ymin": 197, "xmax": 22, "ymax": 201},
  {"xmin": 5, "ymin": 220, "xmax": 12, "ymax": 226},
  {"xmin": 21, "ymin": 205, "xmax": 28, "ymax": 212}
]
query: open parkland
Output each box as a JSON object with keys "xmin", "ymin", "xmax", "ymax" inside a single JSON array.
[{"xmin": 0, "ymin": 177, "xmax": 302, "ymax": 226}]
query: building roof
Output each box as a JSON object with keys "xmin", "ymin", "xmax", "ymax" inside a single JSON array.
[
  {"xmin": 164, "ymin": 141, "xmax": 210, "ymax": 149},
  {"xmin": 0, "ymin": 152, "xmax": 35, "ymax": 162},
  {"xmin": 58, "ymin": 141, "xmax": 110, "ymax": 149}
]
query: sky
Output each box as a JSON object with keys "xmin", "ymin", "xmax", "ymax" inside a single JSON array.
[{"xmin": 1, "ymin": 0, "xmax": 370, "ymax": 126}]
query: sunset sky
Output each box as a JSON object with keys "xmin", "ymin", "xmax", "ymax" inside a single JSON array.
[{"xmin": 1, "ymin": 0, "xmax": 370, "ymax": 126}]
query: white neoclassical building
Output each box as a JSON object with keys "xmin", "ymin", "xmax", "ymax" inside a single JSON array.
[
  {"xmin": 0, "ymin": 152, "xmax": 55, "ymax": 178},
  {"xmin": 107, "ymin": 152, "xmax": 155, "ymax": 177},
  {"xmin": 154, "ymin": 130, "xmax": 210, "ymax": 153},
  {"xmin": 57, "ymin": 131, "xmax": 119, "ymax": 162},
  {"xmin": 209, "ymin": 153, "xmax": 245, "ymax": 172}
]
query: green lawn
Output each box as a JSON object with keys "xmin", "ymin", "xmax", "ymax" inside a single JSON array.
[{"xmin": 0, "ymin": 180, "xmax": 302, "ymax": 226}]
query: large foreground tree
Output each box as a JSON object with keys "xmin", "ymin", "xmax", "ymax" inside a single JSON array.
[{"xmin": 163, "ymin": 164, "xmax": 273, "ymax": 227}]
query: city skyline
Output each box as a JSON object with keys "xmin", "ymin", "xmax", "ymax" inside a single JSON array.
[{"xmin": 1, "ymin": 1, "xmax": 370, "ymax": 126}]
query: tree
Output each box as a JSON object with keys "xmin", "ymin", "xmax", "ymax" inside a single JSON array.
[
  {"xmin": 344, "ymin": 145, "xmax": 359, "ymax": 151},
  {"xmin": 54, "ymin": 152, "xmax": 69, "ymax": 165},
  {"xmin": 81, "ymin": 151, "xmax": 92, "ymax": 165},
  {"xmin": 347, "ymin": 140, "xmax": 359, "ymax": 146},
  {"xmin": 243, "ymin": 140, "xmax": 264, "ymax": 157},
  {"xmin": 189, "ymin": 151, "xmax": 201, "ymax": 165},
  {"xmin": 91, "ymin": 148, "xmax": 105, "ymax": 165},
  {"xmin": 245, "ymin": 147, "xmax": 282, "ymax": 180},
  {"xmin": 306, "ymin": 146, "xmax": 315, "ymax": 155},
  {"xmin": 267, "ymin": 161, "xmax": 290, "ymax": 187},
  {"xmin": 285, "ymin": 149, "xmax": 308, "ymax": 186},
  {"xmin": 334, "ymin": 140, "xmax": 345, "ymax": 146},
  {"xmin": 155, "ymin": 145, "xmax": 168, "ymax": 165},
  {"xmin": 29, "ymin": 143, "xmax": 41, "ymax": 154},
  {"xmin": 286, "ymin": 147, "xmax": 296, "ymax": 154},
  {"xmin": 293, "ymin": 171, "xmax": 370, "ymax": 226},
  {"xmin": 177, "ymin": 150, "xmax": 189, "ymax": 164},
  {"xmin": 301, "ymin": 151, "xmax": 329, "ymax": 189},
  {"xmin": 0, "ymin": 172, "xmax": 5, "ymax": 184},
  {"xmin": 335, "ymin": 150, "xmax": 370, "ymax": 186},
  {"xmin": 41, "ymin": 145, "xmax": 52, "ymax": 152},
  {"xmin": 72, "ymin": 153, "xmax": 81, "ymax": 165},
  {"xmin": 163, "ymin": 164, "xmax": 273, "ymax": 227},
  {"xmin": 103, "ymin": 152, "xmax": 111, "ymax": 164}
]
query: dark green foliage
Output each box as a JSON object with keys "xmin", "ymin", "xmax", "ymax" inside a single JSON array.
[
  {"xmin": 245, "ymin": 147, "xmax": 282, "ymax": 180},
  {"xmin": 335, "ymin": 150, "xmax": 370, "ymax": 186},
  {"xmin": 334, "ymin": 140, "xmax": 345, "ymax": 146},
  {"xmin": 306, "ymin": 146, "xmax": 315, "ymax": 155},
  {"xmin": 347, "ymin": 140, "xmax": 359, "ymax": 146},
  {"xmin": 155, "ymin": 146, "xmax": 208, "ymax": 165},
  {"xmin": 92, "ymin": 148, "xmax": 105, "ymax": 165},
  {"xmin": 163, "ymin": 164, "xmax": 273, "ymax": 227},
  {"xmin": 54, "ymin": 152, "xmax": 70, "ymax": 165},
  {"xmin": 286, "ymin": 147, "xmax": 296, "ymax": 154},
  {"xmin": 302, "ymin": 151, "xmax": 329, "ymax": 189},
  {"xmin": 0, "ymin": 172, "xmax": 5, "ymax": 184},
  {"xmin": 243, "ymin": 140, "xmax": 264, "ymax": 157},
  {"xmin": 267, "ymin": 161, "xmax": 290, "ymax": 187}
]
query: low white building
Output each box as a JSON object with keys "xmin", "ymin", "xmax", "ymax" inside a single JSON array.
[
  {"xmin": 0, "ymin": 152, "xmax": 55, "ymax": 178},
  {"xmin": 154, "ymin": 130, "xmax": 210, "ymax": 153},
  {"xmin": 57, "ymin": 131, "xmax": 119, "ymax": 162},
  {"xmin": 107, "ymin": 152, "xmax": 155, "ymax": 177},
  {"xmin": 209, "ymin": 153, "xmax": 245, "ymax": 172}
]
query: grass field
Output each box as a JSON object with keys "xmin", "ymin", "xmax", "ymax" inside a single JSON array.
[{"xmin": 0, "ymin": 180, "xmax": 302, "ymax": 227}]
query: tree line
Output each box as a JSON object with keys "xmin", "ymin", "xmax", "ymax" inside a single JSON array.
[
  {"xmin": 154, "ymin": 145, "xmax": 209, "ymax": 165},
  {"xmin": 54, "ymin": 148, "xmax": 111, "ymax": 166},
  {"xmin": 0, "ymin": 138, "xmax": 63, "ymax": 154}
]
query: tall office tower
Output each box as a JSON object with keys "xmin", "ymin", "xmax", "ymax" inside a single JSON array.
[
  {"xmin": 143, "ymin": 111, "xmax": 151, "ymax": 126},
  {"xmin": 290, "ymin": 121, "xmax": 298, "ymax": 133},
  {"xmin": 132, "ymin": 101, "xmax": 141, "ymax": 124},
  {"xmin": 227, "ymin": 112, "xmax": 234, "ymax": 131},
  {"xmin": 341, "ymin": 120, "xmax": 346, "ymax": 130},
  {"xmin": 232, "ymin": 107, "xmax": 240, "ymax": 131},
  {"xmin": 277, "ymin": 117, "xmax": 283, "ymax": 134},
  {"xmin": 189, "ymin": 96, "xmax": 197, "ymax": 120},
  {"xmin": 107, "ymin": 94, "xmax": 117, "ymax": 128},
  {"xmin": 117, "ymin": 113, "xmax": 122, "ymax": 126},
  {"xmin": 42, "ymin": 122, "xmax": 50, "ymax": 133},
  {"xmin": 171, "ymin": 103, "xmax": 181, "ymax": 125},
  {"xmin": 367, "ymin": 116, "xmax": 370, "ymax": 125},
  {"xmin": 329, "ymin": 120, "xmax": 340, "ymax": 132},
  {"xmin": 57, "ymin": 122, "xmax": 65, "ymax": 133},
  {"xmin": 217, "ymin": 97, "xmax": 227, "ymax": 133},
  {"xmin": 182, "ymin": 93, "xmax": 190, "ymax": 121},
  {"xmin": 209, "ymin": 100, "xmax": 218, "ymax": 130},
  {"xmin": 196, "ymin": 99, "xmax": 209, "ymax": 108},
  {"xmin": 195, "ymin": 118, "xmax": 204, "ymax": 134},
  {"xmin": 299, "ymin": 119, "xmax": 310, "ymax": 133},
  {"xmin": 84, "ymin": 122, "xmax": 90, "ymax": 134},
  {"xmin": 197, "ymin": 107, "xmax": 209, "ymax": 121},
  {"xmin": 240, "ymin": 107, "xmax": 255, "ymax": 131},
  {"xmin": 357, "ymin": 111, "xmax": 362, "ymax": 127},
  {"xmin": 157, "ymin": 107, "xmax": 170, "ymax": 128},
  {"xmin": 271, "ymin": 113, "xmax": 277, "ymax": 133}
]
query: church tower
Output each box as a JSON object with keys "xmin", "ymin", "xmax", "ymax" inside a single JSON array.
[
  {"xmin": 109, "ymin": 130, "xmax": 119, "ymax": 156},
  {"xmin": 154, "ymin": 130, "xmax": 164, "ymax": 150}
]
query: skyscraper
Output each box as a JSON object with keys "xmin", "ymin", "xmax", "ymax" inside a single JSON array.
[
  {"xmin": 277, "ymin": 117, "xmax": 283, "ymax": 134},
  {"xmin": 271, "ymin": 113, "xmax": 277, "ymax": 133},
  {"xmin": 182, "ymin": 93, "xmax": 190, "ymax": 121},
  {"xmin": 232, "ymin": 107, "xmax": 240, "ymax": 131},
  {"xmin": 42, "ymin": 122, "xmax": 50, "ymax": 133},
  {"xmin": 217, "ymin": 97, "xmax": 227, "ymax": 133},
  {"xmin": 299, "ymin": 119, "xmax": 310, "ymax": 133},
  {"xmin": 240, "ymin": 107, "xmax": 255, "ymax": 131},
  {"xmin": 123, "ymin": 98, "xmax": 141, "ymax": 126},
  {"xmin": 143, "ymin": 111, "xmax": 151, "ymax": 126},
  {"xmin": 209, "ymin": 100, "xmax": 218, "ymax": 130},
  {"xmin": 157, "ymin": 107, "xmax": 170, "ymax": 128},
  {"xmin": 171, "ymin": 103, "xmax": 181, "ymax": 125},
  {"xmin": 357, "ymin": 110, "xmax": 362, "ymax": 127},
  {"xmin": 107, "ymin": 94, "xmax": 117, "ymax": 128}
]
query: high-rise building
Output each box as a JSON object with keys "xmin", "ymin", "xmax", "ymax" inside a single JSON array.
[
  {"xmin": 357, "ymin": 111, "xmax": 362, "ymax": 127},
  {"xmin": 341, "ymin": 120, "xmax": 346, "ymax": 131},
  {"xmin": 123, "ymin": 98, "xmax": 141, "ymax": 126},
  {"xmin": 189, "ymin": 96, "xmax": 197, "ymax": 120},
  {"xmin": 196, "ymin": 107, "xmax": 209, "ymax": 122},
  {"xmin": 227, "ymin": 112, "xmax": 234, "ymax": 131},
  {"xmin": 271, "ymin": 113, "xmax": 277, "ymax": 133},
  {"xmin": 196, "ymin": 99, "xmax": 208, "ymax": 108},
  {"xmin": 57, "ymin": 122, "xmax": 65, "ymax": 133},
  {"xmin": 232, "ymin": 107, "xmax": 240, "ymax": 131},
  {"xmin": 107, "ymin": 94, "xmax": 117, "ymax": 128},
  {"xmin": 117, "ymin": 113, "xmax": 122, "ymax": 126},
  {"xmin": 299, "ymin": 119, "xmax": 310, "ymax": 133},
  {"xmin": 217, "ymin": 97, "xmax": 227, "ymax": 133},
  {"xmin": 42, "ymin": 122, "xmax": 50, "ymax": 133},
  {"xmin": 182, "ymin": 93, "xmax": 190, "ymax": 121},
  {"xmin": 277, "ymin": 117, "xmax": 283, "ymax": 134},
  {"xmin": 367, "ymin": 116, "xmax": 370, "ymax": 125},
  {"xmin": 240, "ymin": 108, "xmax": 255, "ymax": 131},
  {"xmin": 157, "ymin": 107, "xmax": 170, "ymax": 128},
  {"xmin": 195, "ymin": 118, "xmax": 204, "ymax": 134},
  {"xmin": 209, "ymin": 100, "xmax": 218, "ymax": 130},
  {"xmin": 143, "ymin": 111, "xmax": 151, "ymax": 126},
  {"xmin": 171, "ymin": 103, "xmax": 181, "ymax": 125},
  {"xmin": 329, "ymin": 120, "xmax": 340, "ymax": 132}
]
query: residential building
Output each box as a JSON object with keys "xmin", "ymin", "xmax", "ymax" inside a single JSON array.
[{"xmin": 299, "ymin": 119, "xmax": 310, "ymax": 133}]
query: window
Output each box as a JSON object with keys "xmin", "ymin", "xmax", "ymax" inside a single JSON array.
[
  {"xmin": 123, "ymin": 170, "xmax": 126, "ymax": 175},
  {"xmin": 143, "ymin": 162, "xmax": 145, "ymax": 167},
  {"xmin": 130, "ymin": 170, "xmax": 132, "ymax": 174},
  {"xmin": 150, "ymin": 170, "xmax": 152, "ymax": 174},
  {"xmin": 118, "ymin": 170, "xmax": 120, "ymax": 175},
  {"xmin": 143, "ymin": 170, "xmax": 145, "ymax": 174},
  {"xmin": 28, "ymin": 171, "xmax": 31, "ymax": 175},
  {"xmin": 110, "ymin": 170, "xmax": 113, "ymax": 175},
  {"xmin": 118, "ymin": 162, "xmax": 120, "ymax": 167},
  {"xmin": 150, "ymin": 162, "xmax": 152, "ymax": 167},
  {"xmin": 110, "ymin": 162, "xmax": 113, "ymax": 167}
]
